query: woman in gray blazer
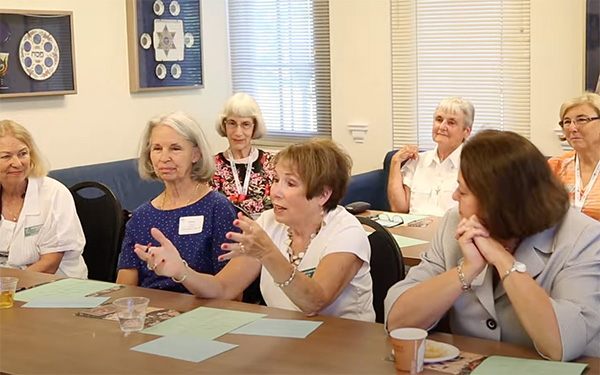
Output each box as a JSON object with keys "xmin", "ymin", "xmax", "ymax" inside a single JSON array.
[{"xmin": 385, "ymin": 130, "xmax": 600, "ymax": 362}]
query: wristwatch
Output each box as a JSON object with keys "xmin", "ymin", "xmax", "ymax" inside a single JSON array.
[{"xmin": 501, "ymin": 261, "xmax": 527, "ymax": 281}]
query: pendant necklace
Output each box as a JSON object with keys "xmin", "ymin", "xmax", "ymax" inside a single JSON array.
[{"xmin": 161, "ymin": 183, "xmax": 200, "ymax": 210}]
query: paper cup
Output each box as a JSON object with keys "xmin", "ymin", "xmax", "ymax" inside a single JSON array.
[{"xmin": 389, "ymin": 328, "xmax": 427, "ymax": 374}]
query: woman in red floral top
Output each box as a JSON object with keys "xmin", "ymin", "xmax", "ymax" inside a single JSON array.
[{"xmin": 211, "ymin": 93, "xmax": 275, "ymax": 216}]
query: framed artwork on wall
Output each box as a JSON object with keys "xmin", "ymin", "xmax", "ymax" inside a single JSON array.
[
  {"xmin": 0, "ymin": 9, "xmax": 77, "ymax": 99},
  {"xmin": 126, "ymin": 0, "xmax": 203, "ymax": 93},
  {"xmin": 587, "ymin": 0, "xmax": 600, "ymax": 93}
]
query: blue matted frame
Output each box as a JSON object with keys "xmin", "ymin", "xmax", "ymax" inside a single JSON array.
[
  {"xmin": 0, "ymin": 9, "xmax": 76, "ymax": 99},
  {"xmin": 587, "ymin": 0, "xmax": 600, "ymax": 92},
  {"xmin": 126, "ymin": 0, "xmax": 203, "ymax": 92}
]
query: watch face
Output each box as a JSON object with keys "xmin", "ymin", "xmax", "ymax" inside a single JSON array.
[{"xmin": 514, "ymin": 261, "xmax": 527, "ymax": 273}]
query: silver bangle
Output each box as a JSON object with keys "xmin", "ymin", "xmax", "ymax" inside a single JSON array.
[
  {"xmin": 274, "ymin": 266, "xmax": 297, "ymax": 288},
  {"xmin": 171, "ymin": 260, "xmax": 189, "ymax": 283},
  {"xmin": 457, "ymin": 260, "xmax": 471, "ymax": 291}
]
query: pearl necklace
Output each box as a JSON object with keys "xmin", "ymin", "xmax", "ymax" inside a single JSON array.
[{"xmin": 284, "ymin": 221, "xmax": 324, "ymax": 267}]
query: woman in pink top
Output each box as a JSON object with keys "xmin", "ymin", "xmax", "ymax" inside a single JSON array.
[{"xmin": 548, "ymin": 92, "xmax": 600, "ymax": 221}]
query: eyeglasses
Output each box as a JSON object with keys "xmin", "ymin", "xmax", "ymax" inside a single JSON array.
[
  {"xmin": 371, "ymin": 213, "xmax": 404, "ymax": 228},
  {"xmin": 558, "ymin": 116, "xmax": 600, "ymax": 128},
  {"xmin": 225, "ymin": 119, "xmax": 254, "ymax": 130}
]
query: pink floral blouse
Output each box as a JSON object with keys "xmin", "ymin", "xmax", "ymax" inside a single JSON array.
[{"xmin": 210, "ymin": 149, "xmax": 275, "ymax": 215}]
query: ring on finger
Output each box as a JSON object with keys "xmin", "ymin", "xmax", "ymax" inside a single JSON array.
[
  {"xmin": 147, "ymin": 262, "xmax": 156, "ymax": 271},
  {"xmin": 145, "ymin": 246, "xmax": 152, "ymax": 254},
  {"xmin": 239, "ymin": 243, "xmax": 245, "ymax": 253}
]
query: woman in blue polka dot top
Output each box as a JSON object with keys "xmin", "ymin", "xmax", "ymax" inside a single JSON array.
[{"xmin": 115, "ymin": 112, "xmax": 238, "ymax": 293}]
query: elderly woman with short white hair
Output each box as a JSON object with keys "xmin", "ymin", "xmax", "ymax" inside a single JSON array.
[
  {"xmin": 211, "ymin": 93, "xmax": 275, "ymax": 216},
  {"xmin": 116, "ymin": 112, "xmax": 238, "ymax": 293},
  {"xmin": 388, "ymin": 97, "xmax": 474, "ymax": 216}
]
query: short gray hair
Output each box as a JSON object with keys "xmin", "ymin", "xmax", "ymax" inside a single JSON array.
[
  {"xmin": 215, "ymin": 92, "xmax": 267, "ymax": 139},
  {"xmin": 138, "ymin": 111, "xmax": 215, "ymax": 182},
  {"xmin": 435, "ymin": 97, "xmax": 475, "ymax": 129}
]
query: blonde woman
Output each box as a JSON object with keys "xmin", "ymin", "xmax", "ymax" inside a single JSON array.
[
  {"xmin": 0, "ymin": 120, "xmax": 87, "ymax": 277},
  {"xmin": 548, "ymin": 92, "xmax": 600, "ymax": 221}
]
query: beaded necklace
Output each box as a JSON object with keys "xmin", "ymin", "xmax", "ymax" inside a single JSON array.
[{"xmin": 284, "ymin": 221, "xmax": 324, "ymax": 267}]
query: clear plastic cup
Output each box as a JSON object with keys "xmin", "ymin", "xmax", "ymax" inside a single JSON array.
[
  {"xmin": 112, "ymin": 297, "xmax": 149, "ymax": 334},
  {"xmin": 0, "ymin": 277, "xmax": 18, "ymax": 309}
]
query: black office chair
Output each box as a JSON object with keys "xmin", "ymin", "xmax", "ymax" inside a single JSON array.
[
  {"xmin": 357, "ymin": 216, "xmax": 405, "ymax": 323},
  {"xmin": 70, "ymin": 181, "xmax": 125, "ymax": 282}
]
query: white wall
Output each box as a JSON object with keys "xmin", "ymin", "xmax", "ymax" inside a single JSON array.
[
  {"xmin": 329, "ymin": 0, "xmax": 587, "ymax": 173},
  {"xmin": 0, "ymin": 0, "xmax": 232, "ymax": 169},
  {"xmin": 330, "ymin": 0, "xmax": 392, "ymax": 174},
  {"xmin": 1, "ymin": 0, "xmax": 587, "ymax": 173}
]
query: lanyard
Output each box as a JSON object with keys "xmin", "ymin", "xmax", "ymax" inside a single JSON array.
[
  {"xmin": 226, "ymin": 148, "xmax": 254, "ymax": 198},
  {"xmin": 574, "ymin": 155, "xmax": 600, "ymax": 210}
]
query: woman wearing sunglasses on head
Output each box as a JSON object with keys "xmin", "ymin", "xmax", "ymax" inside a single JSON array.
[{"xmin": 548, "ymin": 92, "xmax": 600, "ymax": 221}]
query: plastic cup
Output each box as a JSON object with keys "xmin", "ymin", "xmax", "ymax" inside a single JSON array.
[
  {"xmin": 389, "ymin": 328, "xmax": 427, "ymax": 374},
  {"xmin": 112, "ymin": 297, "xmax": 149, "ymax": 334},
  {"xmin": 0, "ymin": 277, "xmax": 18, "ymax": 309}
]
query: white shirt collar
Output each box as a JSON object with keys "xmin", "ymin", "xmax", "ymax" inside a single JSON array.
[{"xmin": 428, "ymin": 144, "xmax": 463, "ymax": 168}]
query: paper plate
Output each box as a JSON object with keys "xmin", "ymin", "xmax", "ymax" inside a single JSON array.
[{"xmin": 424, "ymin": 340, "xmax": 460, "ymax": 363}]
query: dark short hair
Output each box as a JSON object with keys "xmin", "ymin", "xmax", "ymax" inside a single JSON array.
[
  {"xmin": 460, "ymin": 130, "xmax": 569, "ymax": 240},
  {"xmin": 273, "ymin": 138, "xmax": 352, "ymax": 212}
]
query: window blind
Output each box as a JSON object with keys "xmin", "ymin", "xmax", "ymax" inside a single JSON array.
[
  {"xmin": 227, "ymin": 0, "xmax": 331, "ymax": 145},
  {"xmin": 391, "ymin": 0, "xmax": 531, "ymax": 150}
]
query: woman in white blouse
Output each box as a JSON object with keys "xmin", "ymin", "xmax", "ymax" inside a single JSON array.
[
  {"xmin": 388, "ymin": 97, "xmax": 474, "ymax": 216},
  {"xmin": 133, "ymin": 139, "xmax": 375, "ymax": 322},
  {"xmin": 0, "ymin": 120, "xmax": 87, "ymax": 278}
]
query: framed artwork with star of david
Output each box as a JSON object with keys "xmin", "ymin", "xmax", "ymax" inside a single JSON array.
[
  {"xmin": 126, "ymin": 0, "xmax": 203, "ymax": 92},
  {"xmin": 0, "ymin": 9, "xmax": 76, "ymax": 99}
]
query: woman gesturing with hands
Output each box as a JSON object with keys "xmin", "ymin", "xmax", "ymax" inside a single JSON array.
[
  {"xmin": 385, "ymin": 130, "xmax": 600, "ymax": 362},
  {"xmin": 133, "ymin": 139, "xmax": 375, "ymax": 322}
]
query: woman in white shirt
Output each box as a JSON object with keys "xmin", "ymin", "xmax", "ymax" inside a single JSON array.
[
  {"xmin": 0, "ymin": 120, "xmax": 87, "ymax": 278},
  {"xmin": 133, "ymin": 139, "xmax": 375, "ymax": 322},
  {"xmin": 388, "ymin": 97, "xmax": 474, "ymax": 216}
]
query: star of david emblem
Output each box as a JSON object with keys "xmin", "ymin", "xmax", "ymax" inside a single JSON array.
[{"xmin": 156, "ymin": 25, "xmax": 176, "ymax": 56}]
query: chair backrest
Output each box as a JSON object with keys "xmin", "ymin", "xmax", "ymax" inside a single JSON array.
[
  {"xmin": 70, "ymin": 181, "xmax": 125, "ymax": 282},
  {"xmin": 357, "ymin": 216, "xmax": 405, "ymax": 323}
]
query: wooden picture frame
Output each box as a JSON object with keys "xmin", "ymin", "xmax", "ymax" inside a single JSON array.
[
  {"xmin": 586, "ymin": 0, "xmax": 600, "ymax": 93},
  {"xmin": 0, "ymin": 9, "xmax": 77, "ymax": 99},
  {"xmin": 126, "ymin": 0, "xmax": 203, "ymax": 93}
]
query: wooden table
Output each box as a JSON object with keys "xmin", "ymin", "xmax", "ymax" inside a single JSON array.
[
  {"xmin": 1, "ymin": 268, "xmax": 598, "ymax": 374},
  {"xmin": 361, "ymin": 210, "xmax": 441, "ymax": 267}
]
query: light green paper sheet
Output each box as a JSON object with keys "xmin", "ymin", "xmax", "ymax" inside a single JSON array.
[
  {"xmin": 15, "ymin": 278, "xmax": 116, "ymax": 302},
  {"xmin": 22, "ymin": 296, "xmax": 109, "ymax": 308},
  {"xmin": 471, "ymin": 356, "xmax": 587, "ymax": 375},
  {"xmin": 391, "ymin": 234, "xmax": 429, "ymax": 248},
  {"xmin": 141, "ymin": 307, "xmax": 266, "ymax": 340}
]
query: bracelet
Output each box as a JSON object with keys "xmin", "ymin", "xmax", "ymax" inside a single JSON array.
[
  {"xmin": 171, "ymin": 260, "xmax": 189, "ymax": 283},
  {"xmin": 274, "ymin": 266, "xmax": 297, "ymax": 288},
  {"xmin": 457, "ymin": 260, "xmax": 471, "ymax": 291}
]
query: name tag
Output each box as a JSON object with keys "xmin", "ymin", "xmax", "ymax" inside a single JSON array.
[
  {"xmin": 178, "ymin": 216, "xmax": 204, "ymax": 235},
  {"xmin": 24, "ymin": 224, "xmax": 43, "ymax": 237},
  {"xmin": 300, "ymin": 267, "xmax": 316, "ymax": 278}
]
